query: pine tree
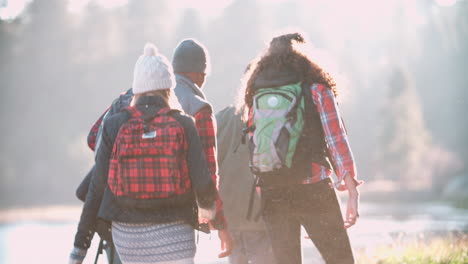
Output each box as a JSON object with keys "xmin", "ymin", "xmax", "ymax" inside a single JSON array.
[
  {"xmin": 3, "ymin": 0, "xmax": 79, "ymax": 206},
  {"xmin": 376, "ymin": 68, "xmax": 433, "ymax": 190},
  {"xmin": 205, "ymin": 0, "xmax": 262, "ymax": 111}
]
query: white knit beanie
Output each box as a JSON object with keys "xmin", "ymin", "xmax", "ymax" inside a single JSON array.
[{"xmin": 132, "ymin": 43, "xmax": 175, "ymax": 94}]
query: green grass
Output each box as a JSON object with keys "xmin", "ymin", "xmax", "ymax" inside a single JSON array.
[
  {"xmin": 356, "ymin": 235, "xmax": 468, "ymax": 264},
  {"xmin": 452, "ymin": 197, "xmax": 468, "ymax": 210}
]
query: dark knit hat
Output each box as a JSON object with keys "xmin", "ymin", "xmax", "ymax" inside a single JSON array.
[{"xmin": 172, "ymin": 39, "xmax": 210, "ymax": 74}]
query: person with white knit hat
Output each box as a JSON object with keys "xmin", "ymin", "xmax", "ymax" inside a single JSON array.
[
  {"xmin": 132, "ymin": 43, "xmax": 175, "ymax": 94},
  {"xmin": 69, "ymin": 43, "xmax": 221, "ymax": 264}
]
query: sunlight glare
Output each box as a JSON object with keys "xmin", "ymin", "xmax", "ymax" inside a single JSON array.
[
  {"xmin": 68, "ymin": 0, "xmax": 128, "ymax": 14},
  {"xmin": 67, "ymin": 0, "xmax": 90, "ymax": 14},
  {"xmin": 435, "ymin": 0, "xmax": 457, "ymax": 6},
  {"xmin": 67, "ymin": 0, "xmax": 231, "ymax": 17},
  {"xmin": 0, "ymin": 0, "xmax": 31, "ymax": 20},
  {"xmin": 173, "ymin": 0, "xmax": 233, "ymax": 18},
  {"xmin": 96, "ymin": 0, "xmax": 128, "ymax": 9}
]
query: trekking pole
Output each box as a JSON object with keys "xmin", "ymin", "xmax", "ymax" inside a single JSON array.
[
  {"xmin": 109, "ymin": 241, "xmax": 115, "ymax": 264},
  {"xmin": 94, "ymin": 238, "xmax": 104, "ymax": 264}
]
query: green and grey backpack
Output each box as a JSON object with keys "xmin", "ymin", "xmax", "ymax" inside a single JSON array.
[{"xmin": 247, "ymin": 82, "xmax": 306, "ymax": 174}]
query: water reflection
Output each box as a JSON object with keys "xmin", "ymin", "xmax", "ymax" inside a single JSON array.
[{"xmin": 0, "ymin": 202, "xmax": 467, "ymax": 263}]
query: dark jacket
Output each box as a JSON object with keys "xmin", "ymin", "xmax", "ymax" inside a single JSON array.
[
  {"xmin": 74, "ymin": 95, "xmax": 217, "ymax": 249},
  {"xmin": 77, "ymin": 89, "xmax": 134, "ymax": 202}
]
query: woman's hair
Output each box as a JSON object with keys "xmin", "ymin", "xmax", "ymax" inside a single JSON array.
[
  {"xmin": 242, "ymin": 32, "xmax": 337, "ymax": 107},
  {"xmin": 130, "ymin": 89, "xmax": 172, "ymax": 107}
]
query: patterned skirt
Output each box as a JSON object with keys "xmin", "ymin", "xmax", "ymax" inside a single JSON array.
[{"xmin": 112, "ymin": 220, "xmax": 196, "ymax": 264}]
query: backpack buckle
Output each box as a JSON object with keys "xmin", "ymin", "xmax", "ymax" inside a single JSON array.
[{"xmin": 241, "ymin": 125, "xmax": 255, "ymax": 144}]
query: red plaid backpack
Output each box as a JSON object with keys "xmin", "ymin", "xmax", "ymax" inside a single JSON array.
[{"xmin": 107, "ymin": 106, "xmax": 192, "ymax": 200}]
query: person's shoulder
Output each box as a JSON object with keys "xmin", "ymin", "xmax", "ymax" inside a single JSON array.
[
  {"xmin": 107, "ymin": 89, "xmax": 133, "ymax": 115},
  {"xmin": 309, "ymin": 83, "xmax": 335, "ymax": 99},
  {"xmin": 216, "ymin": 105, "xmax": 235, "ymax": 116},
  {"xmin": 104, "ymin": 109, "xmax": 131, "ymax": 129},
  {"xmin": 170, "ymin": 110, "xmax": 196, "ymax": 126},
  {"xmin": 171, "ymin": 110, "xmax": 193, "ymax": 120},
  {"xmin": 310, "ymin": 83, "xmax": 329, "ymax": 92},
  {"xmin": 215, "ymin": 105, "xmax": 236, "ymax": 120},
  {"xmin": 197, "ymin": 105, "xmax": 213, "ymax": 114}
]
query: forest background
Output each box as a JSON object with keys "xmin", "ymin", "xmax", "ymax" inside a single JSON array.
[{"xmin": 0, "ymin": 0, "xmax": 467, "ymax": 209}]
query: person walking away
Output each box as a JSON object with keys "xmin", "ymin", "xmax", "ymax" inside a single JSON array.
[
  {"xmin": 76, "ymin": 88, "xmax": 134, "ymax": 204},
  {"xmin": 216, "ymin": 105, "xmax": 276, "ymax": 264},
  {"xmin": 172, "ymin": 38, "xmax": 233, "ymax": 254},
  {"xmin": 242, "ymin": 32, "xmax": 363, "ymax": 264},
  {"xmin": 75, "ymin": 88, "xmax": 133, "ymax": 264},
  {"xmin": 69, "ymin": 43, "xmax": 225, "ymax": 264}
]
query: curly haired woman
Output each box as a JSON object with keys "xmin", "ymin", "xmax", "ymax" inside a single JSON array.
[{"xmin": 242, "ymin": 32, "xmax": 363, "ymax": 264}]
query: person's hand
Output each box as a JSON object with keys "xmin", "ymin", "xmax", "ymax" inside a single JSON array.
[
  {"xmin": 344, "ymin": 172, "xmax": 362, "ymax": 229},
  {"xmin": 69, "ymin": 247, "xmax": 86, "ymax": 264},
  {"xmin": 343, "ymin": 174, "xmax": 360, "ymax": 229},
  {"xmin": 217, "ymin": 229, "xmax": 234, "ymax": 258},
  {"xmin": 198, "ymin": 203, "xmax": 217, "ymax": 221},
  {"xmin": 344, "ymin": 190, "xmax": 359, "ymax": 229},
  {"xmin": 68, "ymin": 258, "xmax": 83, "ymax": 264}
]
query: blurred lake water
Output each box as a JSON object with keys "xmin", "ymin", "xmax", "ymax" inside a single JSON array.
[{"xmin": 1, "ymin": 201, "xmax": 467, "ymax": 264}]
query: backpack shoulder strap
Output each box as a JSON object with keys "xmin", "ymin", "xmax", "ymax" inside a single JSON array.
[
  {"xmin": 301, "ymin": 82, "xmax": 320, "ymax": 121},
  {"xmin": 93, "ymin": 238, "xmax": 104, "ymax": 264},
  {"xmin": 302, "ymin": 82, "xmax": 314, "ymax": 105},
  {"xmin": 286, "ymin": 82, "xmax": 307, "ymax": 118}
]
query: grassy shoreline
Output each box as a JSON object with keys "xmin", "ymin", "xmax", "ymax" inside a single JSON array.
[{"xmin": 356, "ymin": 232, "xmax": 468, "ymax": 263}]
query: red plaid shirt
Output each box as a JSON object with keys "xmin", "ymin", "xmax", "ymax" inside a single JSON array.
[
  {"xmin": 87, "ymin": 108, "xmax": 109, "ymax": 151},
  {"xmin": 302, "ymin": 84, "xmax": 362, "ymax": 189},
  {"xmin": 194, "ymin": 107, "xmax": 227, "ymax": 229}
]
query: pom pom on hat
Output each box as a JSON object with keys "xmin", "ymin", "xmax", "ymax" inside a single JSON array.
[
  {"xmin": 143, "ymin": 43, "xmax": 158, "ymax": 56},
  {"xmin": 132, "ymin": 42, "xmax": 175, "ymax": 94}
]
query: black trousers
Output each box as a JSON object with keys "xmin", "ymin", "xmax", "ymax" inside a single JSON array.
[{"xmin": 261, "ymin": 179, "xmax": 355, "ymax": 264}]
